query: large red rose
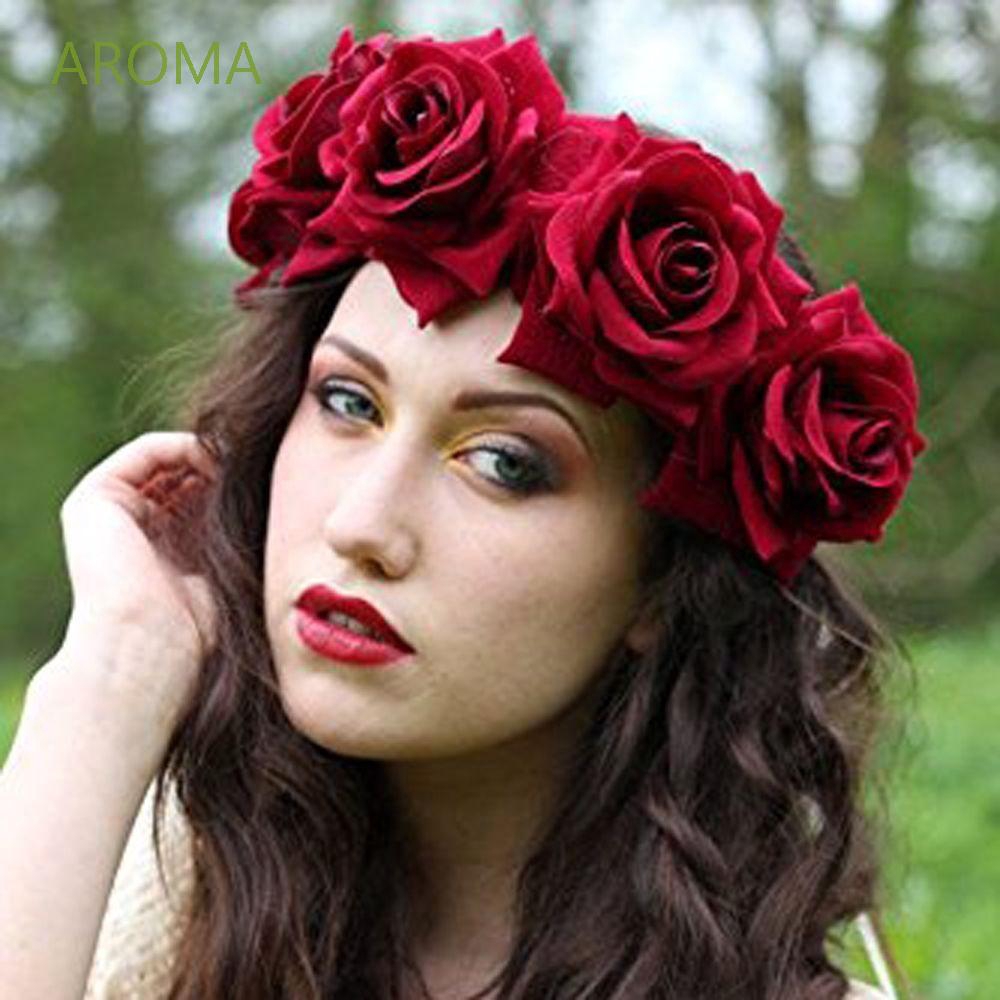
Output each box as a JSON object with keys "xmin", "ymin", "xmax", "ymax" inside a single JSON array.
[
  {"xmin": 518, "ymin": 112, "xmax": 643, "ymax": 202},
  {"xmin": 497, "ymin": 125, "xmax": 813, "ymax": 429},
  {"xmin": 639, "ymin": 285, "xmax": 929, "ymax": 583},
  {"xmin": 228, "ymin": 28, "xmax": 394, "ymax": 297},
  {"xmin": 228, "ymin": 182, "xmax": 334, "ymax": 295},
  {"xmin": 291, "ymin": 29, "xmax": 566, "ymax": 323},
  {"xmin": 251, "ymin": 29, "xmax": 395, "ymax": 188}
]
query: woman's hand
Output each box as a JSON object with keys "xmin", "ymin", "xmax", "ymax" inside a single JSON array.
[{"xmin": 31, "ymin": 431, "xmax": 221, "ymax": 762}]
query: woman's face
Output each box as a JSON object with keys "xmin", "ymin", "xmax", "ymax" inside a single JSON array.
[{"xmin": 264, "ymin": 260, "xmax": 654, "ymax": 760}]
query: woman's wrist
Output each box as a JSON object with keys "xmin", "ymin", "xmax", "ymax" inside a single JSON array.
[{"xmin": 17, "ymin": 650, "xmax": 173, "ymax": 786}]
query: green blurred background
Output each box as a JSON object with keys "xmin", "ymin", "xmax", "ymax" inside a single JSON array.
[{"xmin": 1, "ymin": 1, "xmax": 997, "ymax": 997}]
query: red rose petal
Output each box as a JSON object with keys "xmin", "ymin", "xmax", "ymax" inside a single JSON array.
[
  {"xmin": 763, "ymin": 365, "xmax": 797, "ymax": 464},
  {"xmin": 733, "ymin": 438, "xmax": 794, "ymax": 562}
]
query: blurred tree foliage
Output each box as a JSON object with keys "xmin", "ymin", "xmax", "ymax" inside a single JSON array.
[
  {"xmin": 1, "ymin": 0, "xmax": 997, "ymax": 669},
  {"xmin": 741, "ymin": 0, "xmax": 1000, "ymax": 630}
]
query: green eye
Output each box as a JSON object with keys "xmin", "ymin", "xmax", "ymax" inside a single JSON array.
[
  {"xmin": 317, "ymin": 381, "xmax": 379, "ymax": 422},
  {"xmin": 465, "ymin": 446, "xmax": 551, "ymax": 495}
]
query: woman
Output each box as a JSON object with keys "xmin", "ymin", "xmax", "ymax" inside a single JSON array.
[{"xmin": 0, "ymin": 25, "xmax": 924, "ymax": 1000}]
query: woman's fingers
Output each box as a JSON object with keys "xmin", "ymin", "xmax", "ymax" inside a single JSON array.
[{"xmin": 75, "ymin": 431, "xmax": 218, "ymax": 495}]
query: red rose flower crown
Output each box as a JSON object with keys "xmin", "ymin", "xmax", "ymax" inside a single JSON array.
[{"xmin": 228, "ymin": 25, "xmax": 928, "ymax": 585}]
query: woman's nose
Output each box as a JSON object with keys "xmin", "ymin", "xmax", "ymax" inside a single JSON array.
[{"xmin": 322, "ymin": 435, "xmax": 420, "ymax": 577}]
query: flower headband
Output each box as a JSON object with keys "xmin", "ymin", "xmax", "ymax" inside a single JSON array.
[{"xmin": 228, "ymin": 26, "xmax": 928, "ymax": 585}]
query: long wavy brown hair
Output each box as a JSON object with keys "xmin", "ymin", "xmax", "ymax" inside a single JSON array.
[{"xmin": 142, "ymin": 234, "xmax": 913, "ymax": 999}]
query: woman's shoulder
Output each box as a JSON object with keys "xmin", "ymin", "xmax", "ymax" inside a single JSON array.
[
  {"xmin": 84, "ymin": 775, "xmax": 195, "ymax": 999},
  {"xmin": 846, "ymin": 978, "xmax": 891, "ymax": 999}
]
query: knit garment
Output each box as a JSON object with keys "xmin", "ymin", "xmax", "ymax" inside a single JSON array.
[
  {"xmin": 83, "ymin": 781, "xmax": 891, "ymax": 999},
  {"xmin": 84, "ymin": 777, "xmax": 194, "ymax": 999}
]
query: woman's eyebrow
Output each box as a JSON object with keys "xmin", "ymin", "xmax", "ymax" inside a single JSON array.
[
  {"xmin": 319, "ymin": 332, "xmax": 391, "ymax": 383},
  {"xmin": 317, "ymin": 331, "xmax": 593, "ymax": 456}
]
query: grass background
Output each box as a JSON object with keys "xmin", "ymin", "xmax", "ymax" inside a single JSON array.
[{"xmin": 2, "ymin": 620, "xmax": 997, "ymax": 999}]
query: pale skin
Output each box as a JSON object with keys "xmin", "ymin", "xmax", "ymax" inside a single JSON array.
[{"xmin": 264, "ymin": 260, "xmax": 659, "ymax": 994}]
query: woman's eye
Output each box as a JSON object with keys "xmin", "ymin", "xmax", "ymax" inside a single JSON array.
[
  {"xmin": 309, "ymin": 377, "xmax": 557, "ymax": 497},
  {"xmin": 312, "ymin": 378, "xmax": 380, "ymax": 424},
  {"xmin": 463, "ymin": 446, "xmax": 554, "ymax": 496}
]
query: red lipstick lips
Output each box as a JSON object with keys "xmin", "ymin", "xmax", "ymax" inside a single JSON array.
[{"xmin": 294, "ymin": 584, "xmax": 414, "ymax": 667}]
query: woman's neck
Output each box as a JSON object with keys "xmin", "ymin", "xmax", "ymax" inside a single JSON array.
[{"xmin": 384, "ymin": 682, "xmax": 600, "ymax": 974}]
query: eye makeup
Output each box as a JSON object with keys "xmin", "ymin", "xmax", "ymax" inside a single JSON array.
[
  {"xmin": 313, "ymin": 335, "xmax": 594, "ymax": 459},
  {"xmin": 306, "ymin": 372, "xmax": 566, "ymax": 497}
]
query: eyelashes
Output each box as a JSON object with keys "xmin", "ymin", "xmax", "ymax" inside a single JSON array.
[{"xmin": 307, "ymin": 376, "xmax": 559, "ymax": 497}]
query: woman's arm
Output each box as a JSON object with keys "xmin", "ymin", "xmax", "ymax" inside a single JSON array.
[
  {"xmin": 0, "ymin": 432, "xmax": 215, "ymax": 998},
  {"xmin": 0, "ymin": 655, "xmax": 163, "ymax": 1000}
]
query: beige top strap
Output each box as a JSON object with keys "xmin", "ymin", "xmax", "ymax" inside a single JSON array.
[
  {"xmin": 848, "ymin": 978, "xmax": 893, "ymax": 1000},
  {"xmin": 854, "ymin": 911, "xmax": 900, "ymax": 1000}
]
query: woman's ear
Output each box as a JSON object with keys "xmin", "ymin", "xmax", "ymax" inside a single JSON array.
[{"xmin": 624, "ymin": 597, "xmax": 662, "ymax": 656}]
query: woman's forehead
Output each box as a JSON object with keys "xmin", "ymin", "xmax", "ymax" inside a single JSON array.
[
  {"xmin": 330, "ymin": 260, "xmax": 522, "ymax": 358},
  {"xmin": 324, "ymin": 262, "xmax": 642, "ymax": 449}
]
